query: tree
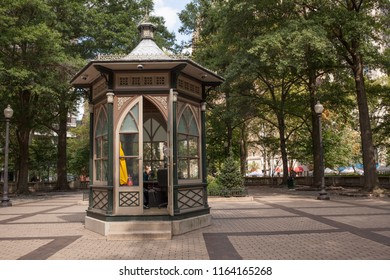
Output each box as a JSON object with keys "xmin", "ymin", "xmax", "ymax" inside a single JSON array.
[
  {"xmin": 67, "ymin": 116, "xmax": 90, "ymax": 178},
  {"xmin": 216, "ymin": 154, "xmax": 244, "ymax": 191},
  {"xmin": 180, "ymin": 0, "xmax": 389, "ymax": 192},
  {"xmin": 29, "ymin": 131, "xmax": 57, "ymax": 181},
  {"xmin": 0, "ymin": 0, "xmax": 177, "ymax": 193},
  {"xmin": 79, "ymin": 0, "xmax": 176, "ymax": 59},
  {"xmin": 368, "ymin": 78, "xmax": 390, "ymax": 166},
  {"xmin": 0, "ymin": 0, "xmax": 68, "ymax": 192},
  {"xmin": 46, "ymin": 0, "xmax": 176, "ymax": 190},
  {"xmin": 180, "ymin": 1, "xmax": 317, "ymax": 185},
  {"xmin": 313, "ymin": 0, "xmax": 390, "ymax": 191}
]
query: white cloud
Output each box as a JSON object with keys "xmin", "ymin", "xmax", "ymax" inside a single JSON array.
[
  {"xmin": 152, "ymin": 0, "xmax": 193, "ymax": 44},
  {"xmin": 152, "ymin": 0, "xmax": 179, "ymax": 32},
  {"xmin": 153, "ymin": 8, "xmax": 178, "ymax": 32}
]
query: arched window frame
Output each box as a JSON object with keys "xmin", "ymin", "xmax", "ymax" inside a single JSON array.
[
  {"xmin": 94, "ymin": 106, "xmax": 108, "ymax": 182},
  {"xmin": 143, "ymin": 115, "xmax": 167, "ymax": 178},
  {"xmin": 177, "ymin": 106, "xmax": 200, "ymax": 180},
  {"xmin": 118, "ymin": 103, "xmax": 140, "ymax": 186}
]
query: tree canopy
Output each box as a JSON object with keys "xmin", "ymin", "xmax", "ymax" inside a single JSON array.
[
  {"xmin": 0, "ymin": 0, "xmax": 177, "ymax": 192},
  {"xmin": 179, "ymin": 0, "xmax": 390, "ymax": 190},
  {"xmin": 1, "ymin": 0, "xmax": 389, "ymax": 194}
]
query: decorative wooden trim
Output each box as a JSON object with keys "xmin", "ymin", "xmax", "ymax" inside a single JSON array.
[{"xmin": 117, "ymin": 97, "xmax": 132, "ymax": 111}]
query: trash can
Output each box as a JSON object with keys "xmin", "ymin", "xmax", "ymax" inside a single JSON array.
[{"xmin": 287, "ymin": 177, "xmax": 295, "ymax": 189}]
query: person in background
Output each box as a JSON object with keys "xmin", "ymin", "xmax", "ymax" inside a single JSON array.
[{"xmin": 143, "ymin": 166, "xmax": 150, "ymax": 209}]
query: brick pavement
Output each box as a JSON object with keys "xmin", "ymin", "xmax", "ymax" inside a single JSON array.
[{"xmin": 0, "ymin": 187, "xmax": 389, "ymax": 260}]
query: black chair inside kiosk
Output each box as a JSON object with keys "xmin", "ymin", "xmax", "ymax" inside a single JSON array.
[{"xmin": 157, "ymin": 168, "xmax": 168, "ymax": 208}]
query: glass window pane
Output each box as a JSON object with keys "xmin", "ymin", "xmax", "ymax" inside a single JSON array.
[
  {"xmin": 151, "ymin": 119, "xmax": 160, "ymax": 132},
  {"xmin": 119, "ymin": 157, "xmax": 139, "ymax": 186},
  {"xmin": 188, "ymin": 137, "xmax": 198, "ymax": 156},
  {"xmin": 102, "ymin": 135, "xmax": 108, "ymax": 157},
  {"xmin": 178, "ymin": 117, "xmax": 187, "ymax": 133},
  {"xmin": 96, "ymin": 116, "xmax": 102, "ymax": 137},
  {"xmin": 154, "ymin": 126, "xmax": 166, "ymax": 142},
  {"xmin": 96, "ymin": 121, "xmax": 102, "ymax": 137},
  {"xmin": 131, "ymin": 103, "xmax": 139, "ymax": 126},
  {"xmin": 126, "ymin": 158, "xmax": 139, "ymax": 186},
  {"xmin": 102, "ymin": 160, "xmax": 108, "ymax": 181},
  {"xmin": 184, "ymin": 108, "xmax": 192, "ymax": 123},
  {"xmin": 102, "ymin": 119, "xmax": 108, "ymax": 135},
  {"xmin": 151, "ymin": 142, "xmax": 160, "ymax": 160},
  {"xmin": 189, "ymin": 119, "xmax": 198, "ymax": 136},
  {"xmin": 120, "ymin": 113, "xmax": 138, "ymax": 133},
  {"xmin": 96, "ymin": 138, "xmax": 101, "ymax": 158},
  {"xmin": 189, "ymin": 159, "xmax": 199, "ymax": 179},
  {"xmin": 143, "ymin": 143, "xmax": 152, "ymax": 161},
  {"xmin": 178, "ymin": 159, "xmax": 188, "ymax": 179},
  {"xmin": 178, "ymin": 136, "xmax": 187, "ymax": 156},
  {"xmin": 120, "ymin": 134, "xmax": 139, "ymax": 156},
  {"xmin": 155, "ymin": 142, "xmax": 164, "ymax": 161},
  {"xmin": 143, "ymin": 118, "xmax": 151, "ymax": 141},
  {"xmin": 96, "ymin": 110, "xmax": 108, "ymax": 137},
  {"xmin": 95, "ymin": 160, "xmax": 101, "ymax": 180}
]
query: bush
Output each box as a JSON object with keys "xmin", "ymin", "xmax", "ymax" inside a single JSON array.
[
  {"xmin": 207, "ymin": 177, "xmax": 223, "ymax": 196},
  {"xmin": 207, "ymin": 157, "xmax": 247, "ymax": 197},
  {"xmin": 216, "ymin": 155, "xmax": 244, "ymax": 189}
]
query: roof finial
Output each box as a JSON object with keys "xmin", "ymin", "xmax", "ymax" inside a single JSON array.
[
  {"xmin": 138, "ymin": 9, "xmax": 155, "ymax": 40},
  {"xmin": 144, "ymin": 8, "xmax": 150, "ymax": 22}
]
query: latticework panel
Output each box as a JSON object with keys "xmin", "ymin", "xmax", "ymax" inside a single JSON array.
[
  {"xmin": 119, "ymin": 191, "xmax": 140, "ymax": 207},
  {"xmin": 92, "ymin": 190, "xmax": 108, "ymax": 211},
  {"xmin": 177, "ymin": 188, "xmax": 204, "ymax": 210}
]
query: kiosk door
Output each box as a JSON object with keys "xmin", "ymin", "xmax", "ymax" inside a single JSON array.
[{"xmin": 116, "ymin": 98, "xmax": 144, "ymax": 214}]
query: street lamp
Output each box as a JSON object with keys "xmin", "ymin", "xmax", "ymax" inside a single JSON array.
[
  {"xmin": 314, "ymin": 101, "xmax": 329, "ymax": 200},
  {"xmin": 1, "ymin": 105, "xmax": 13, "ymax": 207}
]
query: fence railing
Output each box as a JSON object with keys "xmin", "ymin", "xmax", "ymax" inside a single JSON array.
[
  {"xmin": 244, "ymin": 175, "xmax": 390, "ymax": 188},
  {"xmin": 1, "ymin": 180, "xmax": 90, "ymax": 194}
]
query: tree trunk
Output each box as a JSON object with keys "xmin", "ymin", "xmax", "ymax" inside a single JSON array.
[
  {"xmin": 226, "ymin": 124, "xmax": 233, "ymax": 157},
  {"xmin": 56, "ymin": 105, "xmax": 69, "ymax": 190},
  {"xmin": 277, "ymin": 114, "xmax": 289, "ymax": 185},
  {"xmin": 240, "ymin": 125, "xmax": 248, "ymax": 176},
  {"xmin": 16, "ymin": 128, "xmax": 30, "ymax": 193},
  {"xmin": 352, "ymin": 53, "xmax": 379, "ymax": 191}
]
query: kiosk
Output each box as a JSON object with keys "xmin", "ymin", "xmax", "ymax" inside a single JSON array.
[{"xmin": 71, "ymin": 18, "xmax": 224, "ymax": 239}]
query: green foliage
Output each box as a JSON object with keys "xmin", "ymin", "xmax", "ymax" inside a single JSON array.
[
  {"xmin": 29, "ymin": 133, "xmax": 57, "ymax": 180},
  {"xmin": 206, "ymin": 175, "xmax": 221, "ymax": 196},
  {"xmin": 207, "ymin": 174, "xmax": 246, "ymax": 197},
  {"xmin": 67, "ymin": 117, "xmax": 90, "ymax": 177},
  {"xmin": 210, "ymin": 154, "xmax": 248, "ymax": 197},
  {"xmin": 216, "ymin": 155, "xmax": 244, "ymax": 190},
  {"xmin": 0, "ymin": 0, "xmax": 178, "ymax": 190},
  {"xmin": 180, "ymin": 0, "xmax": 390, "ymax": 186},
  {"xmin": 77, "ymin": 0, "xmax": 176, "ymax": 59}
]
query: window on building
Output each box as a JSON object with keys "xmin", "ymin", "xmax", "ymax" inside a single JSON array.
[
  {"xmin": 119, "ymin": 104, "xmax": 140, "ymax": 186},
  {"xmin": 95, "ymin": 107, "xmax": 108, "ymax": 181},
  {"xmin": 178, "ymin": 107, "xmax": 199, "ymax": 179},
  {"xmin": 143, "ymin": 116, "xmax": 167, "ymax": 179}
]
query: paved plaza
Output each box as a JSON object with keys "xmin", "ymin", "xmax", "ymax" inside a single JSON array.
[{"xmin": 0, "ymin": 186, "xmax": 389, "ymax": 260}]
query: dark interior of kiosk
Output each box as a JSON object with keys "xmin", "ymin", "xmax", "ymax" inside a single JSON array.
[{"xmin": 143, "ymin": 99, "xmax": 168, "ymax": 208}]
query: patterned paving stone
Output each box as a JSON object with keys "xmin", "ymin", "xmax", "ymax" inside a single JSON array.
[{"xmin": 0, "ymin": 189, "xmax": 389, "ymax": 260}]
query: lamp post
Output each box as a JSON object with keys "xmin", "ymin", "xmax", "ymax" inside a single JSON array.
[
  {"xmin": 314, "ymin": 101, "xmax": 329, "ymax": 200},
  {"xmin": 1, "ymin": 105, "xmax": 13, "ymax": 207}
]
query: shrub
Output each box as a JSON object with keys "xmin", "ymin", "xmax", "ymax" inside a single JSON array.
[
  {"xmin": 216, "ymin": 155, "xmax": 244, "ymax": 190},
  {"xmin": 207, "ymin": 156, "xmax": 247, "ymax": 197}
]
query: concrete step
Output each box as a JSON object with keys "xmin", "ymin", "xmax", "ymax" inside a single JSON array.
[{"xmin": 107, "ymin": 221, "xmax": 172, "ymax": 240}]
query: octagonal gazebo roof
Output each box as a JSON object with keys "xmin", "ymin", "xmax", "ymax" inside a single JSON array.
[{"xmin": 71, "ymin": 17, "xmax": 224, "ymax": 88}]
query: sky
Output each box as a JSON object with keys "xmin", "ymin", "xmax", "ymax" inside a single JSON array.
[{"xmin": 152, "ymin": 0, "xmax": 193, "ymax": 43}]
